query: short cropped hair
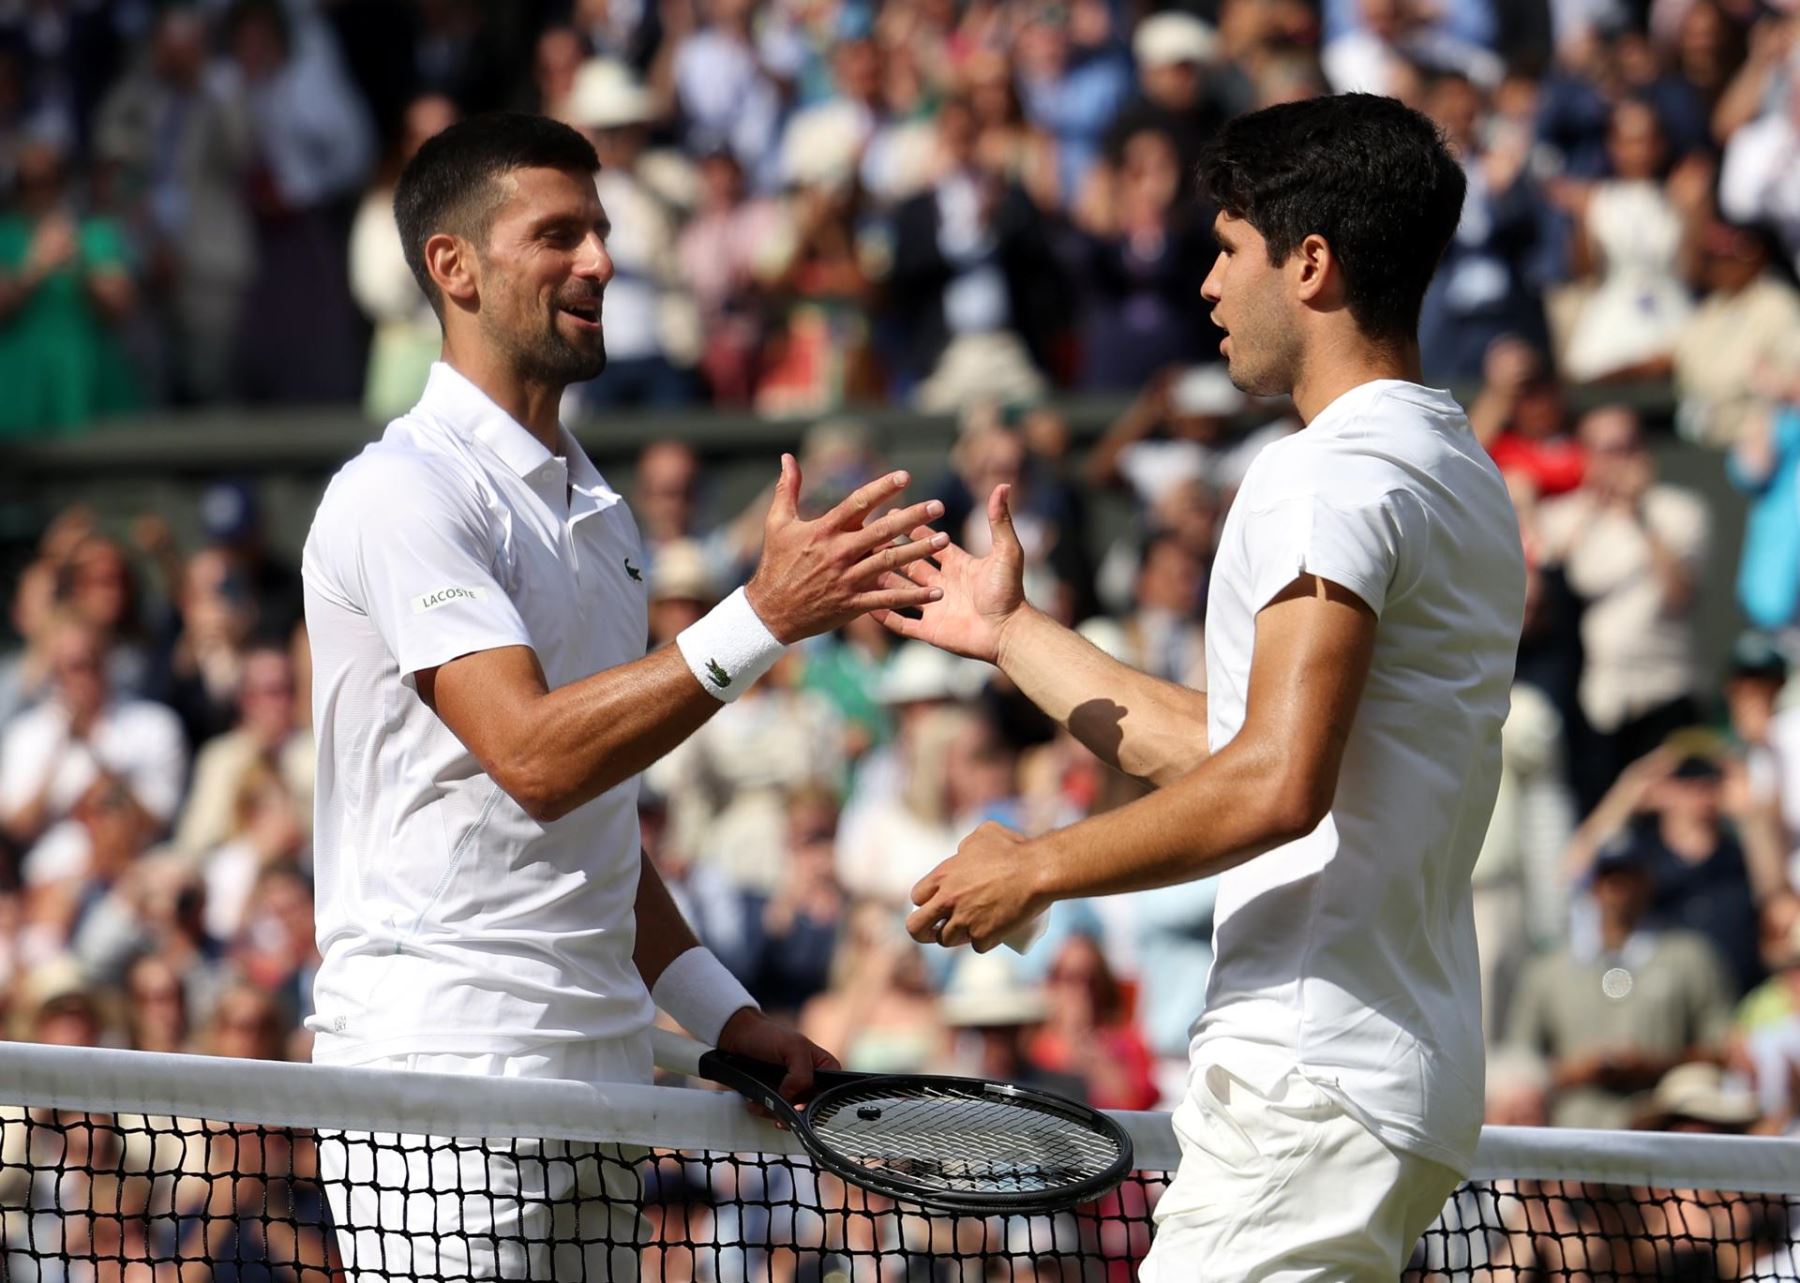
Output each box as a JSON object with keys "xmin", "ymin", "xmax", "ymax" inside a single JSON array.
[
  {"xmin": 1198, "ymin": 94, "xmax": 1466, "ymax": 345},
  {"xmin": 394, "ymin": 112, "xmax": 600, "ymax": 318}
]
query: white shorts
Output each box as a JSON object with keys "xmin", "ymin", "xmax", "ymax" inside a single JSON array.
[
  {"xmin": 318, "ymin": 1045, "xmax": 647, "ymax": 1282},
  {"xmin": 1139, "ymin": 1054, "xmax": 1460, "ymax": 1282}
]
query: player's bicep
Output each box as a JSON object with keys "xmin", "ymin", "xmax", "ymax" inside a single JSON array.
[
  {"xmin": 416, "ymin": 645, "xmax": 551, "ymax": 785},
  {"xmin": 1238, "ymin": 573, "xmax": 1377, "ymax": 830}
]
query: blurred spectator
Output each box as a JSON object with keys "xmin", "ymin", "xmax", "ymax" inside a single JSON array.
[
  {"xmin": 676, "ymin": 146, "xmax": 784, "ymax": 406},
  {"xmin": 1561, "ymin": 98, "xmax": 1708, "ymax": 384},
  {"xmin": 888, "ymin": 97, "xmax": 1064, "ymax": 412},
  {"xmin": 1106, "ymin": 13, "xmax": 1231, "ymax": 181},
  {"xmin": 1087, "ymin": 365, "xmax": 1286, "ymax": 511},
  {"xmin": 962, "ymin": 48, "xmax": 1060, "ymax": 214},
  {"xmin": 57, "ymin": 531, "xmax": 154, "ymax": 698},
  {"xmin": 199, "ymin": 761, "xmax": 307, "ymax": 945},
  {"xmin": 1115, "ymin": 531, "xmax": 1207, "ymax": 686},
  {"xmin": 122, "ymin": 950, "xmax": 189, "ymax": 1054},
  {"xmin": 1505, "ymin": 841, "xmax": 1735, "ymax": 1128},
  {"xmin": 1026, "ymin": 932, "xmax": 1160, "ymax": 1110},
  {"xmin": 1473, "ymin": 680, "xmax": 1578, "ymax": 1039},
  {"xmin": 645, "ymin": 539, "xmax": 715, "ymax": 650},
  {"xmin": 151, "ymin": 546, "xmax": 260, "ymax": 748},
  {"xmin": 195, "ymin": 479, "xmax": 305, "ymax": 639},
  {"xmin": 1324, "ymin": 0, "xmax": 1503, "ymax": 97},
  {"xmin": 232, "ymin": 862, "xmax": 318, "ymax": 1048},
  {"xmin": 1068, "ymin": 124, "xmax": 1219, "ymax": 391},
  {"xmin": 15, "ymin": 956, "xmax": 106, "ymax": 1047},
  {"xmin": 1012, "ymin": 2, "xmax": 1133, "ymax": 204},
  {"xmin": 735, "ymin": 784, "xmax": 845, "ymax": 1019},
  {"xmin": 1537, "ymin": 407, "xmax": 1710, "ymax": 806},
  {"xmin": 649, "ymin": 650, "xmax": 845, "ymax": 894},
  {"xmin": 1675, "ymin": 218, "xmax": 1800, "ymax": 448},
  {"xmin": 753, "ymin": 109, "xmax": 881, "ymax": 416},
  {"xmin": 1740, "ymin": 908, "xmax": 1800, "ymax": 1126},
  {"xmin": 93, "ymin": 6, "xmax": 255, "ymax": 406},
  {"xmin": 1566, "ymin": 747, "xmax": 1778, "ymax": 998},
  {"xmin": 566, "ymin": 60, "xmax": 700, "ymax": 411},
  {"xmin": 220, "ymin": 0, "xmax": 374, "ymax": 404},
  {"xmin": 351, "ymin": 92, "xmax": 460, "ymax": 423},
  {"xmin": 0, "ymin": 615, "xmax": 185, "ymax": 856},
  {"xmin": 836, "ymin": 649, "xmax": 985, "ymax": 907},
  {"xmin": 1718, "ymin": 52, "xmax": 1800, "ymax": 277},
  {"xmin": 72, "ymin": 850, "xmax": 228, "ymax": 1023},
  {"xmin": 1730, "ymin": 391, "xmax": 1800, "ymax": 633},
  {"xmin": 1119, "ymin": 876, "xmax": 1219, "ymax": 1102},
  {"xmin": 801, "ymin": 612, "xmax": 897, "ymax": 770},
  {"xmin": 519, "ymin": 24, "xmax": 587, "ymax": 116},
  {"xmin": 671, "ymin": 0, "xmax": 785, "ymax": 187},
  {"xmin": 1471, "ymin": 339, "xmax": 1586, "ymax": 498},
  {"xmin": 0, "ymin": 135, "xmax": 140, "ymax": 438},
  {"xmin": 1419, "ymin": 72, "xmax": 1556, "ymax": 382},
  {"xmin": 935, "ymin": 411, "xmax": 1090, "ymax": 615},
  {"xmin": 801, "ymin": 901, "xmax": 946, "ymax": 1074},
  {"xmin": 0, "ymin": 561, "xmax": 59, "ymax": 727},
  {"xmin": 572, "ymin": 0, "xmax": 663, "ymax": 75},
  {"xmin": 203, "ymin": 980, "xmax": 288, "ymax": 1061},
  {"xmin": 22, "ymin": 773, "xmax": 156, "ymax": 971}
]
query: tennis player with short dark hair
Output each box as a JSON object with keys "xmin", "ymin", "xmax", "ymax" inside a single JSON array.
[
  {"xmin": 885, "ymin": 94, "xmax": 1527, "ymax": 1277},
  {"xmin": 302, "ymin": 112, "xmax": 947, "ymax": 1280}
]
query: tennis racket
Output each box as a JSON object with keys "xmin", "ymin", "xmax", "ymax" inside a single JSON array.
[{"xmin": 650, "ymin": 1028, "xmax": 1134, "ymax": 1216}]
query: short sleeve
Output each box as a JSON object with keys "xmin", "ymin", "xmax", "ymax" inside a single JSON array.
[
  {"xmin": 1241, "ymin": 490, "xmax": 1426, "ymax": 619},
  {"xmin": 308, "ymin": 451, "xmax": 532, "ymax": 679}
]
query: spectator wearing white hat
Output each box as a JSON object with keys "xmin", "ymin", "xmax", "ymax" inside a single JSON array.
[
  {"xmin": 564, "ymin": 58, "xmax": 701, "ymax": 411},
  {"xmin": 1106, "ymin": 12, "xmax": 1235, "ymax": 180},
  {"xmin": 1087, "ymin": 364, "xmax": 1293, "ymax": 512}
]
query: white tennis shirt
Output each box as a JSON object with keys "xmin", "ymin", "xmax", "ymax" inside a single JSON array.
[
  {"xmin": 302, "ymin": 362, "xmax": 654, "ymax": 1076},
  {"xmin": 1193, "ymin": 379, "xmax": 1526, "ymax": 1175}
]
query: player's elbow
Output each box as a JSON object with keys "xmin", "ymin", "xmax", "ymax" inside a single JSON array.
[
  {"xmin": 1257, "ymin": 771, "xmax": 1335, "ymax": 846},
  {"xmin": 492, "ymin": 753, "xmax": 576, "ymax": 824}
]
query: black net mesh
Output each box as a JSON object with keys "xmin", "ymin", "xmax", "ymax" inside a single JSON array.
[{"xmin": 3, "ymin": 1105, "xmax": 1799, "ymax": 1280}]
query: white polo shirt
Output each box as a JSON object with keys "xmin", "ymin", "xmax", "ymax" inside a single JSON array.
[
  {"xmin": 1193, "ymin": 380, "xmax": 1526, "ymax": 1175},
  {"xmin": 302, "ymin": 362, "xmax": 654, "ymax": 1077}
]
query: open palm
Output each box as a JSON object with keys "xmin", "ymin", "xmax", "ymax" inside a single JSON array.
[{"xmin": 873, "ymin": 484, "xmax": 1025, "ymax": 664}]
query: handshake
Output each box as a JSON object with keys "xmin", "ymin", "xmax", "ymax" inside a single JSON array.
[{"xmin": 740, "ymin": 453, "xmax": 1029, "ymax": 669}]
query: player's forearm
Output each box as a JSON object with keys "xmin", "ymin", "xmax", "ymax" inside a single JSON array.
[
  {"xmin": 484, "ymin": 647, "xmax": 724, "ymax": 823},
  {"xmin": 632, "ymin": 850, "xmax": 703, "ymax": 991},
  {"xmin": 1028, "ymin": 729, "xmax": 1318, "ymax": 901},
  {"xmin": 997, "ymin": 606, "xmax": 1209, "ymax": 786}
]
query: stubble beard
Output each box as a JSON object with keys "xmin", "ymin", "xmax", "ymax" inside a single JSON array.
[{"xmin": 483, "ymin": 294, "xmax": 607, "ymax": 391}]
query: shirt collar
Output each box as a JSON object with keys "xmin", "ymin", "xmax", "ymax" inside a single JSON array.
[{"xmin": 418, "ymin": 362, "xmax": 619, "ymax": 514}]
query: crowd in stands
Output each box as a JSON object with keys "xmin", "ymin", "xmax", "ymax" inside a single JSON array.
[{"xmin": 5, "ymin": 0, "xmax": 1800, "ymax": 1274}]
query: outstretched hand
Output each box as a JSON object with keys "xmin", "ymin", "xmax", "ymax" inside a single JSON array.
[
  {"xmin": 871, "ymin": 483, "xmax": 1027, "ymax": 665},
  {"xmin": 745, "ymin": 454, "xmax": 948, "ymax": 643}
]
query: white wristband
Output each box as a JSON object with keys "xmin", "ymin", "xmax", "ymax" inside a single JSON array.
[
  {"xmin": 652, "ymin": 946, "xmax": 759, "ymax": 1046},
  {"xmin": 675, "ymin": 586, "xmax": 785, "ymax": 703}
]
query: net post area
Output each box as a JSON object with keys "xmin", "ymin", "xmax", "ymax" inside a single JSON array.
[{"xmin": 2, "ymin": 1039, "xmax": 1798, "ymax": 1281}]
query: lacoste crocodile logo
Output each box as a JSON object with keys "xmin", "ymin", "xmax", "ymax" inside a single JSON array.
[
  {"xmin": 624, "ymin": 558, "xmax": 642, "ymax": 582},
  {"xmin": 705, "ymin": 659, "xmax": 731, "ymax": 688}
]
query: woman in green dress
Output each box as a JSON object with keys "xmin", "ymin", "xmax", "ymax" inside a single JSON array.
[{"xmin": 0, "ymin": 139, "xmax": 142, "ymax": 439}]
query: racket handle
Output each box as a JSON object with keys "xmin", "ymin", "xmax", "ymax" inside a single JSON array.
[{"xmin": 1003, "ymin": 912, "xmax": 1048, "ymax": 955}]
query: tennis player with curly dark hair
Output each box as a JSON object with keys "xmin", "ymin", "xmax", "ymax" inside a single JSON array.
[{"xmin": 886, "ymin": 94, "xmax": 1526, "ymax": 1278}]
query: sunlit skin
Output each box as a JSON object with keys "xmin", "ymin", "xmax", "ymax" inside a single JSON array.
[{"xmin": 421, "ymin": 166, "xmax": 614, "ymax": 450}]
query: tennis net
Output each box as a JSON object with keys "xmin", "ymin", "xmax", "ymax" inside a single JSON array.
[{"xmin": 2, "ymin": 1039, "xmax": 1798, "ymax": 1281}]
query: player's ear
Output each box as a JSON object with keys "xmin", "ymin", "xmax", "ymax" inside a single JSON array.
[
  {"xmin": 424, "ymin": 232, "xmax": 479, "ymax": 310},
  {"xmin": 1293, "ymin": 233, "xmax": 1334, "ymax": 305}
]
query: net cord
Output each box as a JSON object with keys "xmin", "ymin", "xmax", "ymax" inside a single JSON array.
[{"xmin": 4, "ymin": 1038, "xmax": 1799, "ymax": 1193}]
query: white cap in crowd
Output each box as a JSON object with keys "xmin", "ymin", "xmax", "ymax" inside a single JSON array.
[{"xmin": 1133, "ymin": 13, "xmax": 1220, "ymax": 69}]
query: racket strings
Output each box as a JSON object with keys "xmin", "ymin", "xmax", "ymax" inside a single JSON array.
[{"xmin": 808, "ymin": 1084, "xmax": 1122, "ymax": 1195}]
